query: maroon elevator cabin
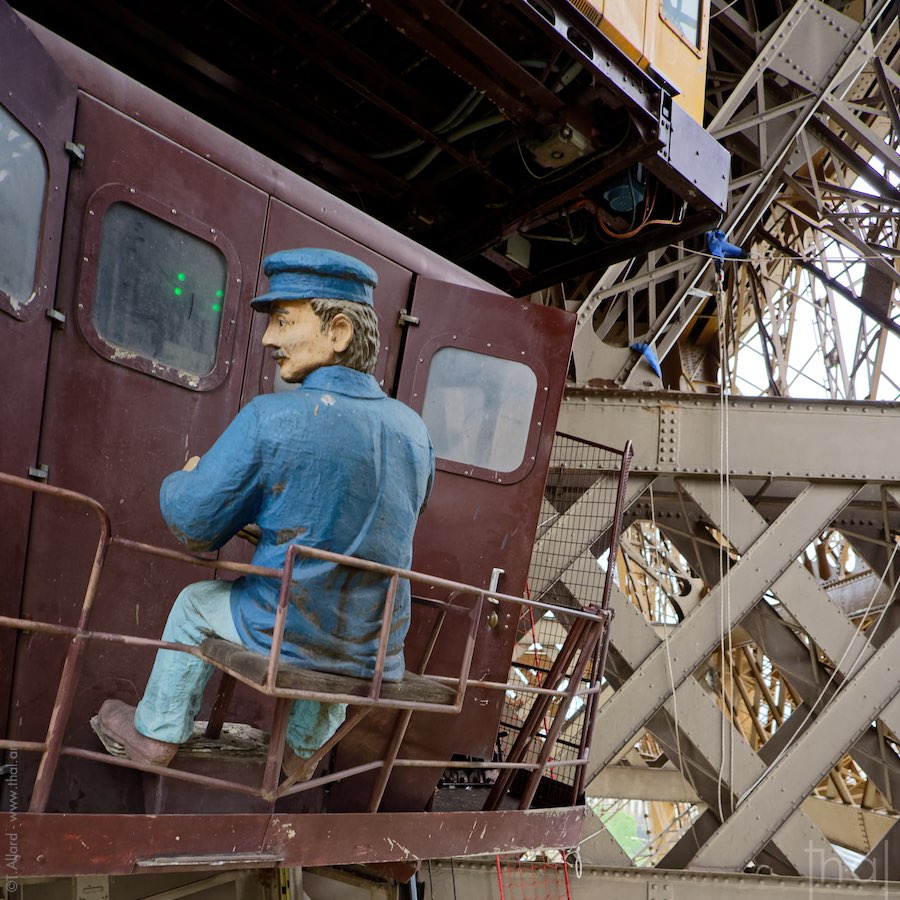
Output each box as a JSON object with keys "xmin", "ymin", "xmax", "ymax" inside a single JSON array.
[{"xmin": 0, "ymin": 3, "xmax": 619, "ymax": 873}]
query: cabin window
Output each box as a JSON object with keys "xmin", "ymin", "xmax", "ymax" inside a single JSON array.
[
  {"xmin": 421, "ymin": 347, "xmax": 537, "ymax": 474},
  {"xmin": 0, "ymin": 103, "xmax": 48, "ymax": 313},
  {"xmin": 92, "ymin": 202, "xmax": 227, "ymax": 375},
  {"xmin": 662, "ymin": 0, "xmax": 702, "ymax": 47}
]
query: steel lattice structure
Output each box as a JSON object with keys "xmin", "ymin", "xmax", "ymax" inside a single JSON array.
[{"xmin": 533, "ymin": 0, "xmax": 900, "ymax": 887}]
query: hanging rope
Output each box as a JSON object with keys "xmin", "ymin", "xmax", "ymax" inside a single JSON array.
[{"xmin": 711, "ymin": 257, "xmax": 737, "ymax": 822}]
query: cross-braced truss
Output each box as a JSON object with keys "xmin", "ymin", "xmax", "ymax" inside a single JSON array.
[
  {"xmin": 537, "ymin": 3, "xmax": 900, "ymax": 883},
  {"xmin": 543, "ymin": 391, "xmax": 900, "ymax": 881}
]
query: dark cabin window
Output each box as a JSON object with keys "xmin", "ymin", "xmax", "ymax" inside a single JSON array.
[
  {"xmin": 421, "ymin": 347, "xmax": 537, "ymax": 473},
  {"xmin": 92, "ymin": 202, "xmax": 227, "ymax": 375},
  {"xmin": 662, "ymin": 0, "xmax": 702, "ymax": 47},
  {"xmin": 0, "ymin": 103, "xmax": 47, "ymax": 311}
]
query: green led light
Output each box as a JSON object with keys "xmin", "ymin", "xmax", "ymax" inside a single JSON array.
[
  {"xmin": 215, "ymin": 289, "xmax": 224, "ymax": 298},
  {"xmin": 212, "ymin": 303, "xmax": 222, "ymax": 312},
  {"xmin": 177, "ymin": 272, "xmax": 186, "ymax": 282},
  {"xmin": 174, "ymin": 287, "xmax": 183, "ymax": 297}
]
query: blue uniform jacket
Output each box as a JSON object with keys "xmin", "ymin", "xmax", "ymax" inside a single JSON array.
[{"xmin": 159, "ymin": 366, "xmax": 435, "ymax": 681}]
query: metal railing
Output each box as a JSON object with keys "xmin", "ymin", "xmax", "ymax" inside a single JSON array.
[{"xmin": 0, "ymin": 471, "xmax": 612, "ymax": 813}]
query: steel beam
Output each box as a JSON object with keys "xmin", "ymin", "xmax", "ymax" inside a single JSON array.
[
  {"xmin": 800, "ymin": 798, "xmax": 895, "ymax": 856},
  {"xmin": 576, "ymin": 808, "xmax": 634, "ymax": 866},
  {"xmin": 658, "ymin": 696, "xmax": 820, "ymax": 871},
  {"xmin": 594, "ymin": 0, "xmax": 895, "ymax": 382},
  {"xmin": 588, "ymin": 765, "xmax": 701, "ymax": 802},
  {"xmin": 740, "ymin": 603, "xmax": 900, "ymax": 810},
  {"xmin": 821, "ymin": 98, "xmax": 900, "ymax": 183},
  {"xmin": 7, "ymin": 808, "xmax": 586, "ymax": 876},
  {"xmin": 560, "ymin": 391, "xmax": 900, "ymax": 482},
  {"xmin": 680, "ymin": 480, "xmax": 877, "ymax": 687},
  {"xmin": 873, "ymin": 57, "xmax": 900, "ymax": 139},
  {"xmin": 685, "ymin": 477, "xmax": 900, "ymax": 740}
]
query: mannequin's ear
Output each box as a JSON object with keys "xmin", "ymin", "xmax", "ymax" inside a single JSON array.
[{"xmin": 328, "ymin": 313, "xmax": 354, "ymax": 354}]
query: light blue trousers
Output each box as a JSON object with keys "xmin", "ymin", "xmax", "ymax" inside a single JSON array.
[{"xmin": 134, "ymin": 580, "xmax": 347, "ymax": 758}]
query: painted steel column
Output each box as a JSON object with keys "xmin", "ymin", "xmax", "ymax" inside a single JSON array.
[
  {"xmin": 691, "ymin": 622, "xmax": 900, "ymax": 871},
  {"xmin": 584, "ymin": 482, "xmax": 858, "ymax": 781},
  {"xmin": 738, "ymin": 603, "xmax": 900, "ymax": 813}
]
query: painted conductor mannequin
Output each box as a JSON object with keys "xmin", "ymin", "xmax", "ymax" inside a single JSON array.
[{"xmin": 97, "ymin": 248, "xmax": 435, "ymax": 781}]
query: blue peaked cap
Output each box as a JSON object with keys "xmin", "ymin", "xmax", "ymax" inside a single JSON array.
[{"xmin": 251, "ymin": 248, "xmax": 378, "ymax": 310}]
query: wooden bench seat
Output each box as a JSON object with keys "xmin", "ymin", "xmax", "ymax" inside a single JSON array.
[{"xmin": 199, "ymin": 638, "xmax": 458, "ymax": 707}]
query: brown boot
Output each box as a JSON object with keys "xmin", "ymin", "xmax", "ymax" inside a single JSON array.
[
  {"xmin": 281, "ymin": 746, "xmax": 319, "ymax": 786},
  {"xmin": 97, "ymin": 699, "xmax": 178, "ymax": 767}
]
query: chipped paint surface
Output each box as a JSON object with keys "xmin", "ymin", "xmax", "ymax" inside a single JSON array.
[
  {"xmin": 8, "ymin": 289, "xmax": 36, "ymax": 313},
  {"xmin": 267, "ymin": 818, "xmax": 299, "ymax": 843},
  {"xmin": 111, "ymin": 347, "xmax": 140, "ymax": 361},
  {"xmin": 105, "ymin": 348, "xmax": 203, "ymax": 388},
  {"xmin": 385, "ymin": 838, "xmax": 413, "ymax": 858},
  {"xmin": 275, "ymin": 526, "xmax": 307, "ymax": 545}
]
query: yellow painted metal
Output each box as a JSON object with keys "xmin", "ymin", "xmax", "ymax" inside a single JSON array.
[
  {"xmin": 653, "ymin": 1, "xmax": 708, "ymax": 122},
  {"xmin": 568, "ymin": 1, "xmax": 709, "ymax": 123}
]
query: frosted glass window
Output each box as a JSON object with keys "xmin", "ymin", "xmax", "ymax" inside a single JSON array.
[
  {"xmin": 662, "ymin": 0, "xmax": 701, "ymax": 46},
  {"xmin": 93, "ymin": 203, "xmax": 227, "ymax": 375},
  {"xmin": 0, "ymin": 103, "xmax": 47, "ymax": 310},
  {"xmin": 422, "ymin": 348, "xmax": 537, "ymax": 473}
]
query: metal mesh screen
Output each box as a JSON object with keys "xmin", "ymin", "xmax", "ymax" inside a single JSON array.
[
  {"xmin": 529, "ymin": 433, "xmax": 632, "ymax": 606},
  {"xmin": 497, "ymin": 433, "xmax": 632, "ymax": 798}
]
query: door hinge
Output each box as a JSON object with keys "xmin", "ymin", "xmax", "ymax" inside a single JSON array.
[
  {"xmin": 46, "ymin": 308, "xmax": 66, "ymax": 328},
  {"xmin": 28, "ymin": 464, "xmax": 49, "ymax": 481},
  {"xmin": 65, "ymin": 140, "xmax": 85, "ymax": 166},
  {"xmin": 398, "ymin": 308, "xmax": 420, "ymax": 327}
]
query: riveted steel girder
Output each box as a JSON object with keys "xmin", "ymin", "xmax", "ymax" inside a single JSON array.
[
  {"xmin": 680, "ymin": 481, "xmax": 878, "ymax": 684},
  {"xmin": 426, "ymin": 860, "xmax": 899, "ymax": 900},
  {"xmin": 540, "ymin": 429, "xmax": 874, "ymax": 876},
  {"xmin": 561, "ymin": 391, "xmax": 900, "ymax": 483}
]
